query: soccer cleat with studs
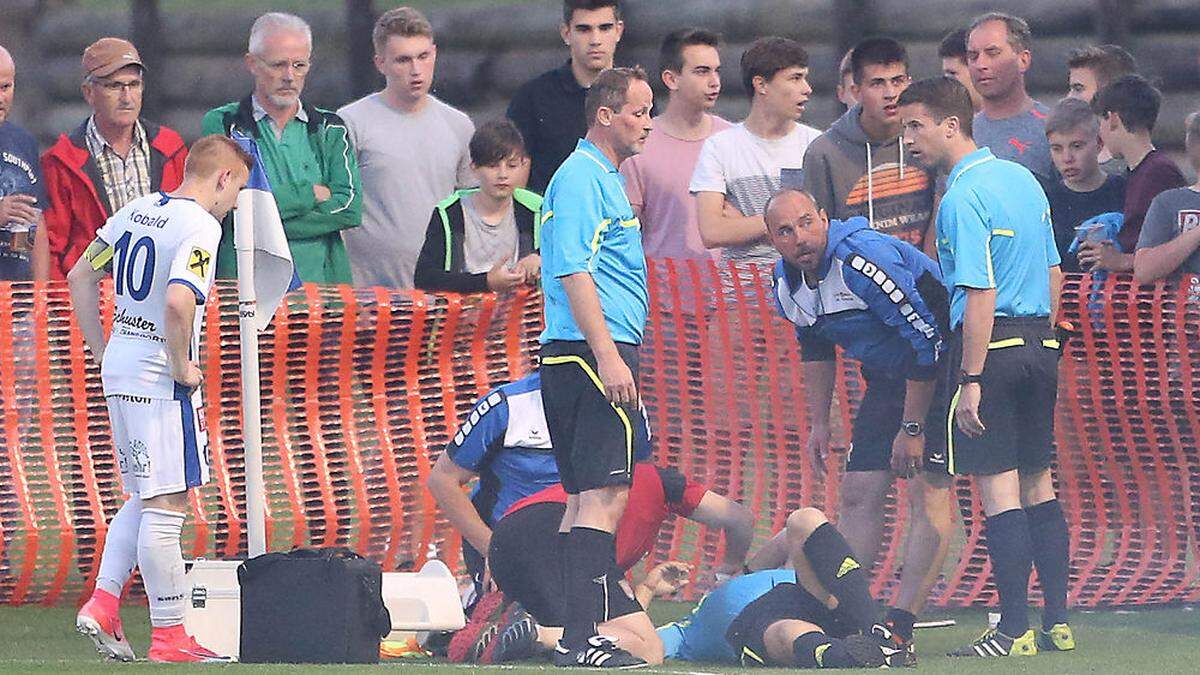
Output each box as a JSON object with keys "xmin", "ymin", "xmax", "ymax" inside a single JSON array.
[
  {"xmin": 492, "ymin": 603, "xmax": 539, "ymax": 663},
  {"xmin": 554, "ymin": 635, "xmax": 648, "ymax": 669},
  {"xmin": 75, "ymin": 597, "xmax": 135, "ymax": 662},
  {"xmin": 871, "ymin": 621, "xmax": 916, "ymax": 667},
  {"xmin": 1036, "ymin": 623, "xmax": 1076, "ymax": 652},
  {"xmin": 948, "ymin": 627, "xmax": 1038, "ymax": 657}
]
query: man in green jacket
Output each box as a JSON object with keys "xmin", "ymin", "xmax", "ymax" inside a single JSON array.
[{"xmin": 201, "ymin": 12, "xmax": 361, "ymax": 284}]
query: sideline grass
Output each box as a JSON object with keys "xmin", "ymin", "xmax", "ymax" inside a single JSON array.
[{"xmin": 0, "ymin": 604, "xmax": 1196, "ymax": 673}]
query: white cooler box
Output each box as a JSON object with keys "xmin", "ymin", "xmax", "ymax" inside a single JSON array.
[
  {"xmin": 183, "ymin": 559, "xmax": 242, "ymax": 658},
  {"xmin": 381, "ymin": 560, "xmax": 466, "ymax": 641},
  {"xmin": 183, "ymin": 557, "xmax": 467, "ymax": 655}
]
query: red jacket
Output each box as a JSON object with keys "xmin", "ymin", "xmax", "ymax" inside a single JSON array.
[{"xmin": 40, "ymin": 119, "xmax": 187, "ymax": 279}]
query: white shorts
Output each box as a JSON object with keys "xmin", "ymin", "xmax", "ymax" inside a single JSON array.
[{"xmin": 106, "ymin": 388, "xmax": 210, "ymax": 499}]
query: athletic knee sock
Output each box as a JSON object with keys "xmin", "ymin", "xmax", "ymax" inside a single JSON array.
[
  {"xmin": 792, "ymin": 632, "xmax": 853, "ymax": 669},
  {"xmin": 803, "ymin": 522, "xmax": 879, "ymax": 632},
  {"xmin": 94, "ymin": 497, "xmax": 142, "ymax": 601},
  {"xmin": 984, "ymin": 508, "xmax": 1032, "ymax": 637},
  {"xmin": 556, "ymin": 530, "xmax": 569, "ymax": 641},
  {"xmin": 1025, "ymin": 499, "xmax": 1070, "ymax": 629},
  {"xmin": 885, "ymin": 607, "xmax": 916, "ymax": 642},
  {"xmin": 561, "ymin": 527, "xmax": 614, "ymax": 651},
  {"xmin": 137, "ymin": 508, "xmax": 187, "ymax": 628}
]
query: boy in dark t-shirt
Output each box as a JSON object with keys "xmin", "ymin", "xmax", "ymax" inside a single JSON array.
[
  {"xmin": 1042, "ymin": 98, "xmax": 1124, "ymax": 272},
  {"xmin": 1088, "ymin": 75, "xmax": 1186, "ymax": 272},
  {"xmin": 1134, "ymin": 111, "xmax": 1200, "ymax": 284}
]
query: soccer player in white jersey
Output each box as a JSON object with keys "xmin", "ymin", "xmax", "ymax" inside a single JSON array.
[{"xmin": 67, "ymin": 135, "xmax": 252, "ymax": 663}]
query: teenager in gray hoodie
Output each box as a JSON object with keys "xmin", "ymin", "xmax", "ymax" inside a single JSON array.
[
  {"xmin": 799, "ymin": 37, "xmax": 946, "ymax": 651},
  {"xmin": 802, "ymin": 38, "xmax": 934, "ymax": 252}
]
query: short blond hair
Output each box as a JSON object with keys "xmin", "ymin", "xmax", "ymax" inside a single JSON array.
[
  {"xmin": 373, "ymin": 7, "xmax": 433, "ymax": 54},
  {"xmin": 185, "ymin": 135, "xmax": 254, "ymax": 179}
]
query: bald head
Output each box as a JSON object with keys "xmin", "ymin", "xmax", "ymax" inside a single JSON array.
[
  {"xmin": 0, "ymin": 45, "xmax": 15, "ymax": 125},
  {"xmin": 764, "ymin": 189, "xmax": 820, "ymax": 230},
  {"xmin": 765, "ymin": 189, "xmax": 829, "ymax": 272}
]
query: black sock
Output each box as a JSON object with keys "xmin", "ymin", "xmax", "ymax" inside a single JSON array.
[
  {"xmin": 556, "ymin": 530, "xmax": 569, "ymax": 643},
  {"xmin": 803, "ymin": 522, "xmax": 879, "ymax": 632},
  {"xmin": 984, "ymin": 509, "xmax": 1032, "ymax": 637},
  {"xmin": 885, "ymin": 607, "xmax": 916, "ymax": 642},
  {"xmin": 561, "ymin": 527, "xmax": 614, "ymax": 650},
  {"xmin": 1025, "ymin": 499, "xmax": 1070, "ymax": 629},
  {"xmin": 792, "ymin": 631, "xmax": 853, "ymax": 668}
]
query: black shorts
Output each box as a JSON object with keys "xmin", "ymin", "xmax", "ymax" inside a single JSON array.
[
  {"xmin": 847, "ymin": 366, "xmax": 950, "ymax": 473},
  {"xmin": 487, "ymin": 502, "xmax": 642, "ymax": 628},
  {"xmin": 725, "ymin": 583, "xmax": 854, "ymax": 667},
  {"xmin": 539, "ymin": 340, "xmax": 648, "ymax": 494},
  {"xmin": 943, "ymin": 317, "xmax": 1059, "ymax": 476}
]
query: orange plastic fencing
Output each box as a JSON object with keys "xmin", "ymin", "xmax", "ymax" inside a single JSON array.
[{"xmin": 0, "ymin": 265, "xmax": 1197, "ymax": 609}]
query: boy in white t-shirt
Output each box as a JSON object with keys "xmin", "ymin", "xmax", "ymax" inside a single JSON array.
[
  {"xmin": 690, "ymin": 36, "xmax": 822, "ymax": 267},
  {"xmin": 67, "ymin": 135, "xmax": 252, "ymax": 663}
]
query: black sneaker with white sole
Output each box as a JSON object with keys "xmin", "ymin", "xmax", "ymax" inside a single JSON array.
[{"xmin": 554, "ymin": 636, "xmax": 648, "ymax": 669}]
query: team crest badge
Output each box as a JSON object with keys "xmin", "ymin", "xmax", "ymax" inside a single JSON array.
[{"xmin": 188, "ymin": 246, "xmax": 212, "ymax": 277}]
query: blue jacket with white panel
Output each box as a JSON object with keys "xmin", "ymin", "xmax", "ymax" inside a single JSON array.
[{"xmin": 771, "ymin": 216, "xmax": 949, "ymax": 380}]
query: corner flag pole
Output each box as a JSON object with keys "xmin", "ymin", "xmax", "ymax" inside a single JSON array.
[
  {"xmin": 234, "ymin": 196, "xmax": 267, "ymax": 558},
  {"xmin": 230, "ymin": 131, "xmax": 297, "ymax": 559}
]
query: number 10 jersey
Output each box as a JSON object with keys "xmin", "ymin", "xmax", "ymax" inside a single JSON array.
[{"xmin": 89, "ymin": 191, "xmax": 222, "ymax": 399}]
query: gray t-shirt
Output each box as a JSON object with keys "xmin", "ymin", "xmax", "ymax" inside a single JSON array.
[
  {"xmin": 973, "ymin": 101, "xmax": 1056, "ymax": 181},
  {"xmin": 461, "ymin": 197, "xmax": 518, "ymax": 275},
  {"xmin": 338, "ymin": 93, "xmax": 475, "ymax": 289},
  {"xmin": 1136, "ymin": 186, "xmax": 1200, "ymax": 274}
]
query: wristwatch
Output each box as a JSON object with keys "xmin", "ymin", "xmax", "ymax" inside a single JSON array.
[
  {"xmin": 901, "ymin": 421, "xmax": 924, "ymax": 437},
  {"xmin": 958, "ymin": 370, "xmax": 983, "ymax": 385}
]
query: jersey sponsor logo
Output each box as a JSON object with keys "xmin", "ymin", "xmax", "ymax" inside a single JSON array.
[
  {"xmin": 452, "ymin": 390, "xmax": 505, "ymax": 447},
  {"xmin": 1179, "ymin": 210, "xmax": 1200, "ymax": 233},
  {"xmin": 113, "ymin": 307, "xmax": 162, "ymax": 341},
  {"xmin": 1009, "ymin": 138, "xmax": 1029, "ymax": 155},
  {"xmin": 188, "ymin": 246, "xmax": 212, "ymax": 278},
  {"xmin": 846, "ymin": 253, "xmax": 936, "ymax": 339},
  {"xmin": 837, "ymin": 556, "xmax": 861, "ymax": 578}
]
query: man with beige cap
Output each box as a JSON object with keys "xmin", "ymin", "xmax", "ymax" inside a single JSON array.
[{"xmin": 41, "ymin": 37, "xmax": 188, "ymax": 279}]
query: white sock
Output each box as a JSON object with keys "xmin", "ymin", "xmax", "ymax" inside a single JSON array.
[
  {"xmin": 138, "ymin": 508, "xmax": 187, "ymax": 628},
  {"xmin": 95, "ymin": 497, "xmax": 142, "ymax": 597}
]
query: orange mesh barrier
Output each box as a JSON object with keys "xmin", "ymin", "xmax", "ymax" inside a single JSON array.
[{"xmin": 0, "ymin": 267, "xmax": 1197, "ymax": 608}]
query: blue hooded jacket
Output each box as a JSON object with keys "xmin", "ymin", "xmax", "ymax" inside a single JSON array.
[{"xmin": 772, "ymin": 217, "xmax": 948, "ymax": 380}]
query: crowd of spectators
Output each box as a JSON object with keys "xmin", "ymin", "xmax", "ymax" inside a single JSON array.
[{"xmin": 1, "ymin": 0, "xmax": 1198, "ymax": 288}]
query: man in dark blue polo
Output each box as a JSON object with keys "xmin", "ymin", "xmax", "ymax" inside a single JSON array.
[
  {"xmin": 507, "ymin": 0, "xmax": 624, "ymax": 193},
  {"xmin": 899, "ymin": 77, "xmax": 1072, "ymax": 659},
  {"xmin": 538, "ymin": 65, "xmax": 653, "ymax": 669}
]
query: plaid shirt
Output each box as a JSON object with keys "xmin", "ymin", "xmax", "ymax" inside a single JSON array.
[{"xmin": 85, "ymin": 117, "xmax": 152, "ymax": 214}]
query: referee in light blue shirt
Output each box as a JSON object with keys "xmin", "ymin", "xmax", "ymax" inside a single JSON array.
[
  {"xmin": 899, "ymin": 77, "xmax": 1073, "ymax": 659},
  {"xmin": 537, "ymin": 66, "xmax": 655, "ymax": 669}
]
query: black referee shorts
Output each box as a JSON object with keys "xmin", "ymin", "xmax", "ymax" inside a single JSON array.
[
  {"xmin": 943, "ymin": 317, "xmax": 1060, "ymax": 476},
  {"xmin": 847, "ymin": 366, "xmax": 950, "ymax": 474},
  {"xmin": 725, "ymin": 582, "xmax": 854, "ymax": 667},
  {"xmin": 487, "ymin": 502, "xmax": 642, "ymax": 628},
  {"xmin": 539, "ymin": 340, "xmax": 648, "ymax": 494}
]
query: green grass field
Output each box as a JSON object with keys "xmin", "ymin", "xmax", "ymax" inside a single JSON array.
[{"xmin": 1, "ymin": 603, "xmax": 1195, "ymax": 673}]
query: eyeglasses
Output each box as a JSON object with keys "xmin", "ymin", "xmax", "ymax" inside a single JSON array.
[
  {"xmin": 94, "ymin": 78, "xmax": 144, "ymax": 94},
  {"xmin": 255, "ymin": 56, "xmax": 311, "ymax": 75}
]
